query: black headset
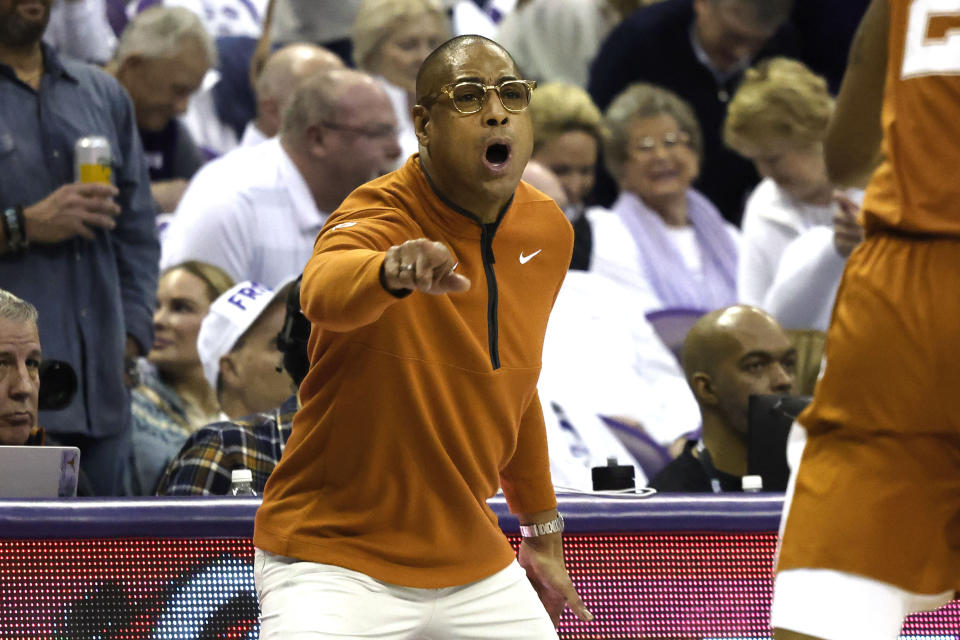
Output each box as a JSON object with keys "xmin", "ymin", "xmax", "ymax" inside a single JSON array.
[{"xmin": 275, "ymin": 274, "xmax": 311, "ymax": 386}]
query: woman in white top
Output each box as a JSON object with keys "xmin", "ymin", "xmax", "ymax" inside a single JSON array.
[
  {"xmin": 588, "ymin": 83, "xmax": 740, "ymax": 315},
  {"xmin": 352, "ymin": 0, "xmax": 452, "ymax": 167},
  {"xmin": 724, "ymin": 57, "xmax": 863, "ymax": 308}
]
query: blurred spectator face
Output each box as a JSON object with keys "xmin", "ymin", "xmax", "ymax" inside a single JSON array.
[
  {"xmin": 693, "ymin": 0, "xmax": 781, "ymax": 73},
  {"xmin": 710, "ymin": 311, "xmax": 795, "ymax": 434},
  {"xmin": 118, "ymin": 38, "xmax": 211, "ymax": 132},
  {"xmin": 532, "ymin": 130, "xmax": 597, "ymax": 207},
  {"xmin": 149, "ymin": 268, "xmax": 215, "ymax": 376},
  {"xmin": 0, "ymin": 316, "xmax": 41, "ymax": 446},
  {"xmin": 322, "ymin": 81, "xmax": 403, "ymax": 185},
  {"xmin": 522, "ymin": 160, "xmax": 569, "ymax": 210},
  {"xmin": 0, "ymin": 0, "xmax": 50, "ymax": 47},
  {"xmin": 621, "ymin": 113, "xmax": 699, "ymax": 207},
  {"xmin": 222, "ymin": 302, "xmax": 294, "ymax": 415},
  {"xmin": 370, "ymin": 14, "xmax": 448, "ymax": 96},
  {"xmin": 740, "ymin": 142, "xmax": 832, "ymax": 204}
]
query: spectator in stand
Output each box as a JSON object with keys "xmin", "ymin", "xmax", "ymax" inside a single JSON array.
[
  {"xmin": 107, "ymin": 7, "xmax": 216, "ymax": 213},
  {"xmin": 588, "ymin": 0, "xmax": 799, "ymax": 224},
  {"xmin": 588, "ymin": 83, "xmax": 739, "ymax": 316},
  {"xmin": 725, "ymin": 57, "xmax": 864, "ymax": 309},
  {"xmin": 352, "ymin": 0, "xmax": 451, "ymax": 167},
  {"xmin": 125, "ymin": 0, "xmax": 269, "ymax": 39},
  {"xmin": 0, "ymin": 0, "xmax": 159, "ymax": 495},
  {"xmin": 789, "ymin": 0, "xmax": 870, "ymax": 94},
  {"xmin": 649, "ymin": 305, "xmax": 795, "ymax": 492},
  {"xmin": 496, "ymin": 0, "xmax": 618, "ymax": 89},
  {"xmin": 156, "ymin": 274, "xmax": 309, "ymax": 496},
  {"xmin": 182, "ymin": 40, "xmax": 344, "ymax": 158},
  {"xmin": 269, "ymin": 0, "xmax": 362, "ymax": 64},
  {"xmin": 161, "ymin": 68, "xmax": 401, "ymax": 287},
  {"xmin": 529, "ymin": 82, "xmax": 605, "ymax": 270},
  {"xmin": 197, "ymin": 279, "xmax": 297, "ymax": 421},
  {"xmin": 0, "ymin": 289, "xmax": 43, "ymax": 447},
  {"xmin": 243, "ymin": 43, "xmax": 345, "ymax": 147},
  {"xmin": 762, "ymin": 196, "xmax": 862, "ymax": 332},
  {"xmin": 45, "ymin": 0, "xmax": 117, "ymax": 64},
  {"xmin": 521, "ymin": 161, "xmax": 569, "ymax": 210},
  {"xmin": 127, "ymin": 261, "xmax": 234, "ymax": 495}
]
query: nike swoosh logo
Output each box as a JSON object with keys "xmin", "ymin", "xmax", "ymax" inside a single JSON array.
[{"xmin": 519, "ymin": 249, "xmax": 542, "ymax": 264}]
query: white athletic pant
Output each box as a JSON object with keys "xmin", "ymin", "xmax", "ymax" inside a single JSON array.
[{"xmin": 254, "ymin": 548, "xmax": 559, "ymax": 640}]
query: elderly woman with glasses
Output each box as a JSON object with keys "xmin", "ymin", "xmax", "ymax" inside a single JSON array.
[
  {"xmin": 352, "ymin": 0, "xmax": 452, "ymax": 167},
  {"xmin": 588, "ymin": 82, "xmax": 740, "ymax": 314}
]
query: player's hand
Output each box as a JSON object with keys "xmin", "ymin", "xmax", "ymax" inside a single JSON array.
[
  {"xmin": 517, "ymin": 531, "xmax": 594, "ymax": 626},
  {"xmin": 833, "ymin": 191, "xmax": 863, "ymax": 258},
  {"xmin": 382, "ymin": 239, "xmax": 470, "ymax": 295},
  {"xmin": 23, "ymin": 183, "xmax": 121, "ymax": 243}
]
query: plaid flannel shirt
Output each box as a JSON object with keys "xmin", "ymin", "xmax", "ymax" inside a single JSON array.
[{"xmin": 156, "ymin": 394, "xmax": 297, "ymax": 496}]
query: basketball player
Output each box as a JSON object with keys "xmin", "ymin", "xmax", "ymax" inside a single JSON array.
[{"xmin": 771, "ymin": 0, "xmax": 960, "ymax": 638}]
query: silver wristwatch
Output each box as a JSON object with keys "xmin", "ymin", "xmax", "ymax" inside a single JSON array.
[{"xmin": 519, "ymin": 514, "xmax": 564, "ymax": 538}]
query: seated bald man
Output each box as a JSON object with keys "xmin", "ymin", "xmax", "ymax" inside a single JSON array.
[
  {"xmin": 649, "ymin": 305, "xmax": 796, "ymax": 492},
  {"xmin": 252, "ymin": 35, "xmax": 591, "ymax": 639}
]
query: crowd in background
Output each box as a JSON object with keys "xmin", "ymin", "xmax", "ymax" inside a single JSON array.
[{"xmin": 2, "ymin": 0, "xmax": 873, "ymax": 496}]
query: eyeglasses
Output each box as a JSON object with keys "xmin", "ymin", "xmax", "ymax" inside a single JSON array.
[
  {"xmin": 427, "ymin": 79, "xmax": 537, "ymax": 114},
  {"xmin": 630, "ymin": 131, "xmax": 692, "ymax": 156},
  {"xmin": 319, "ymin": 121, "xmax": 398, "ymax": 139}
]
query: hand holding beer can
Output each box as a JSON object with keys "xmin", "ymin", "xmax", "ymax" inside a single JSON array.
[{"xmin": 75, "ymin": 136, "xmax": 113, "ymax": 184}]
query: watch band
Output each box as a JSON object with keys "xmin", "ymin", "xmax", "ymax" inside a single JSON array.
[
  {"xmin": 519, "ymin": 514, "xmax": 564, "ymax": 538},
  {"xmin": 3, "ymin": 206, "xmax": 27, "ymax": 254}
]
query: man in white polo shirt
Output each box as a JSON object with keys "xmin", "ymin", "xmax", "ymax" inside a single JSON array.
[{"xmin": 160, "ymin": 68, "xmax": 402, "ymax": 287}]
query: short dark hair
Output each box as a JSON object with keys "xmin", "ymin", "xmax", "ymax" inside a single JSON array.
[
  {"xmin": 713, "ymin": 0, "xmax": 793, "ymax": 27},
  {"xmin": 415, "ymin": 35, "xmax": 518, "ymax": 105}
]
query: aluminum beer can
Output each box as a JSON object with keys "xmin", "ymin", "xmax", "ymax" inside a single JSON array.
[{"xmin": 75, "ymin": 136, "xmax": 112, "ymax": 184}]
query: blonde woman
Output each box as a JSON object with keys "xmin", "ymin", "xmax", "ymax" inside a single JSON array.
[
  {"xmin": 529, "ymin": 82, "xmax": 605, "ymax": 269},
  {"xmin": 725, "ymin": 57, "xmax": 863, "ymax": 308},
  {"xmin": 128, "ymin": 261, "xmax": 234, "ymax": 495},
  {"xmin": 352, "ymin": 0, "xmax": 451, "ymax": 165}
]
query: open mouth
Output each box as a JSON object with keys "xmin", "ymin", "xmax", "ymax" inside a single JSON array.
[
  {"xmin": 651, "ymin": 172, "xmax": 678, "ymax": 182},
  {"xmin": 485, "ymin": 141, "xmax": 511, "ymax": 166}
]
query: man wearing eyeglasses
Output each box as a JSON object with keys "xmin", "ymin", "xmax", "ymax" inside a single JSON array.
[
  {"xmin": 160, "ymin": 68, "xmax": 402, "ymax": 288},
  {"xmin": 253, "ymin": 35, "xmax": 592, "ymax": 639}
]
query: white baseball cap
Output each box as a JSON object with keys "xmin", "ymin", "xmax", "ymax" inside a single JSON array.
[{"xmin": 197, "ymin": 277, "xmax": 296, "ymax": 391}]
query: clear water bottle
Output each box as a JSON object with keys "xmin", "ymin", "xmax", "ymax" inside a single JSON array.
[
  {"xmin": 741, "ymin": 474, "xmax": 763, "ymax": 493},
  {"xmin": 229, "ymin": 469, "xmax": 257, "ymax": 496}
]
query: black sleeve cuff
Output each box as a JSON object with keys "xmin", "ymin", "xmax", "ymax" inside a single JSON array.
[{"xmin": 379, "ymin": 260, "xmax": 413, "ymax": 299}]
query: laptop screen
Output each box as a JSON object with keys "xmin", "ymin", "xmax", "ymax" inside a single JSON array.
[{"xmin": 0, "ymin": 446, "xmax": 80, "ymax": 497}]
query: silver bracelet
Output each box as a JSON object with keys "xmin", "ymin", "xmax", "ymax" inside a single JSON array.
[{"xmin": 519, "ymin": 514, "xmax": 564, "ymax": 538}]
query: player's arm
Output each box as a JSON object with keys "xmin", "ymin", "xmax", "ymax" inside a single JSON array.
[{"xmin": 824, "ymin": 0, "xmax": 889, "ymax": 188}]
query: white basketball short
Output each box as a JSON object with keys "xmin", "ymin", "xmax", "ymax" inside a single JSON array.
[{"xmin": 254, "ymin": 548, "xmax": 559, "ymax": 640}]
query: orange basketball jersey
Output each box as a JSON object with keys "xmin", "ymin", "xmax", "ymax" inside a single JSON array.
[{"xmin": 862, "ymin": 0, "xmax": 960, "ymax": 235}]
